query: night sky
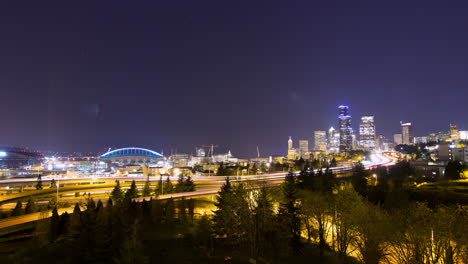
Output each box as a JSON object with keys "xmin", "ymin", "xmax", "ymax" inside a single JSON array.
[{"xmin": 2, "ymin": 1, "xmax": 468, "ymax": 157}]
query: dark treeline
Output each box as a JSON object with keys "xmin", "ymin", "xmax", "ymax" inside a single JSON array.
[{"xmin": 4, "ymin": 163, "xmax": 468, "ymax": 264}]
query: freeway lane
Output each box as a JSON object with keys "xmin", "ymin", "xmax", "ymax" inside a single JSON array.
[{"xmin": 0, "ymin": 153, "xmax": 395, "ymax": 231}]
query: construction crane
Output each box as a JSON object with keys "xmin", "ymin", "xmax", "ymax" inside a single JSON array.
[{"xmin": 198, "ymin": 144, "xmax": 219, "ymax": 159}]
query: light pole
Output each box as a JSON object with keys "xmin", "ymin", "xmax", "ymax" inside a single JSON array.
[{"xmin": 56, "ymin": 176, "xmax": 59, "ymax": 206}]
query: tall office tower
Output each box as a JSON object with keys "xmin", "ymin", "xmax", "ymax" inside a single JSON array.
[
  {"xmin": 460, "ymin": 131, "xmax": 468, "ymax": 140},
  {"xmin": 299, "ymin": 140, "xmax": 309, "ymax": 156},
  {"xmin": 338, "ymin": 105, "xmax": 353, "ymax": 152},
  {"xmin": 401, "ymin": 122, "xmax": 413, "ymax": 144},
  {"xmin": 450, "ymin": 124, "xmax": 460, "ymax": 141},
  {"xmin": 376, "ymin": 135, "xmax": 386, "ymax": 151},
  {"xmin": 393, "ymin": 134, "xmax": 403, "ymax": 145},
  {"xmin": 287, "ymin": 136, "xmax": 297, "ymax": 159},
  {"xmin": 351, "ymin": 129, "xmax": 358, "ymax": 150},
  {"xmin": 359, "ymin": 116, "xmax": 376, "ymax": 149},
  {"xmin": 327, "ymin": 127, "xmax": 340, "ymax": 152},
  {"xmin": 314, "ymin": 131, "xmax": 327, "ymax": 151}
]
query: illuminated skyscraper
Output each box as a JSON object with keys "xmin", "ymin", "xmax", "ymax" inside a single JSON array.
[
  {"xmin": 287, "ymin": 136, "xmax": 298, "ymax": 159},
  {"xmin": 450, "ymin": 124, "xmax": 460, "ymax": 141},
  {"xmin": 299, "ymin": 140, "xmax": 309, "ymax": 157},
  {"xmin": 359, "ymin": 116, "xmax": 376, "ymax": 149},
  {"xmin": 393, "ymin": 134, "xmax": 403, "ymax": 145},
  {"xmin": 338, "ymin": 105, "xmax": 352, "ymax": 152},
  {"xmin": 314, "ymin": 131, "xmax": 327, "ymax": 151},
  {"xmin": 401, "ymin": 122, "xmax": 413, "ymax": 145},
  {"xmin": 327, "ymin": 127, "xmax": 340, "ymax": 152}
]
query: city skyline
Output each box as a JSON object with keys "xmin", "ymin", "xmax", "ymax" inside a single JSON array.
[{"xmin": 2, "ymin": 1, "xmax": 468, "ymax": 157}]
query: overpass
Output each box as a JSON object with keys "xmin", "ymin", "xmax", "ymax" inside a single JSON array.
[{"xmin": 0, "ymin": 153, "xmax": 395, "ymax": 234}]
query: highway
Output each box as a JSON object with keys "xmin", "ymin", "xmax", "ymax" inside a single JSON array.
[{"xmin": 0, "ymin": 153, "xmax": 395, "ymax": 232}]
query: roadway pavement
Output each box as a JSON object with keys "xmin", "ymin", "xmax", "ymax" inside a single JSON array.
[{"xmin": 0, "ymin": 153, "xmax": 395, "ymax": 232}]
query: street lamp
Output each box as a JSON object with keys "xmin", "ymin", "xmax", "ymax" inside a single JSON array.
[{"xmin": 56, "ymin": 176, "xmax": 59, "ymax": 205}]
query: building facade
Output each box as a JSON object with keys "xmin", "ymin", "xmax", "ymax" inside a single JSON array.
[
  {"xmin": 393, "ymin": 134, "xmax": 403, "ymax": 145},
  {"xmin": 401, "ymin": 122, "xmax": 413, "ymax": 145},
  {"xmin": 314, "ymin": 131, "xmax": 327, "ymax": 151},
  {"xmin": 327, "ymin": 127, "xmax": 340, "ymax": 152},
  {"xmin": 359, "ymin": 116, "xmax": 376, "ymax": 149},
  {"xmin": 299, "ymin": 140, "xmax": 309, "ymax": 156},
  {"xmin": 338, "ymin": 105, "xmax": 353, "ymax": 152}
]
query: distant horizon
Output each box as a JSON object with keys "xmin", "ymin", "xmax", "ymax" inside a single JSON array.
[{"xmin": 2, "ymin": 1, "xmax": 468, "ymax": 157}]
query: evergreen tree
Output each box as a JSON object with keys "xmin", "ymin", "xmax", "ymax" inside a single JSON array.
[
  {"xmin": 163, "ymin": 176, "xmax": 173, "ymax": 194},
  {"xmin": 164, "ymin": 198, "xmax": 176, "ymax": 222},
  {"xmin": 444, "ymin": 161, "xmax": 463, "ymax": 180},
  {"xmin": 156, "ymin": 176, "xmax": 163, "ymax": 195},
  {"xmin": 175, "ymin": 174, "xmax": 185, "ymax": 192},
  {"xmin": 351, "ymin": 163, "xmax": 369, "ymax": 197},
  {"xmin": 96, "ymin": 200, "xmax": 104, "ymax": 213},
  {"xmin": 330, "ymin": 157, "xmax": 338, "ymax": 167},
  {"xmin": 111, "ymin": 180, "xmax": 125, "ymax": 202},
  {"xmin": 178, "ymin": 197, "xmax": 187, "ymax": 222},
  {"xmin": 87, "ymin": 198, "xmax": 96, "ymax": 210},
  {"xmin": 278, "ymin": 171, "xmax": 302, "ymax": 254},
  {"xmin": 50, "ymin": 207, "xmax": 60, "ymax": 242},
  {"xmin": 125, "ymin": 180, "xmax": 138, "ymax": 199},
  {"xmin": 213, "ymin": 177, "xmax": 236, "ymax": 239},
  {"xmin": 184, "ymin": 176, "xmax": 196, "ymax": 192},
  {"xmin": 36, "ymin": 175, "xmax": 43, "ymax": 190},
  {"xmin": 188, "ymin": 198, "xmax": 195, "ymax": 223},
  {"xmin": 50, "ymin": 178, "xmax": 57, "ymax": 188},
  {"xmin": 142, "ymin": 177, "xmax": 152, "ymax": 197},
  {"xmin": 25, "ymin": 197, "xmax": 37, "ymax": 214},
  {"xmin": 252, "ymin": 187, "xmax": 275, "ymax": 257},
  {"xmin": 11, "ymin": 200, "xmax": 23, "ymax": 216}
]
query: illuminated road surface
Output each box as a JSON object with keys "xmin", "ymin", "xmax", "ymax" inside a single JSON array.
[{"xmin": 0, "ymin": 153, "xmax": 395, "ymax": 230}]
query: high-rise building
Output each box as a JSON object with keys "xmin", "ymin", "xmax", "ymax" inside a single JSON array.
[
  {"xmin": 460, "ymin": 131, "xmax": 468, "ymax": 140},
  {"xmin": 327, "ymin": 127, "xmax": 340, "ymax": 152},
  {"xmin": 376, "ymin": 135, "xmax": 386, "ymax": 151},
  {"xmin": 287, "ymin": 136, "xmax": 298, "ymax": 159},
  {"xmin": 338, "ymin": 105, "xmax": 353, "ymax": 152},
  {"xmin": 299, "ymin": 140, "xmax": 309, "ymax": 157},
  {"xmin": 359, "ymin": 116, "xmax": 376, "ymax": 149},
  {"xmin": 314, "ymin": 131, "xmax": 327, "ymax": 151},
  {"xmin": 393, "ymin": 134, "xmax": 403, "ymax": 145},
  {"xmin": 401, "ymin": 122, "xmax": 413, "ymax": 144},
  {"xmin": 450, "ymin": 124, "xmax": 460, "ymax": 141}
]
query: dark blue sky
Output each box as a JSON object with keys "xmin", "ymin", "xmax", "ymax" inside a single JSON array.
[{"xmin": 1, "ymin": 1, "xmax": 468, "ymax": 157}]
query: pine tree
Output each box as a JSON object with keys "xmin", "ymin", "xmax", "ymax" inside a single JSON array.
[
  {"xmin": 184, "ymin": 176, "xmax": 196, "ymax": 192},
  {"xmin": 25, "ymin": 197, "xmax": 37, "ymax": 214},
  {"xmin": 164, "ymin": 198, "xmax": 176, "ymax": 222},
  {"xmin": 213, "ymin": 178, "xmax": 235, "ymax": 239},
  {"xmin": 142, "ymin": 177, "xmax": 152, "ymax": 197},
  {"xmin": 156, "ymin": 176, "xmax": 163, "ymax": 195},
  {"xmin": 213, "ymin": 178, "xmax": 249, "ymax": 246},
  {"xmin": 163, "ymin": 176, "xmax": 173, "ymax": 194},
  {"xmin": 252, "ymin": 187, "xmax": 275, "ymax": 257},
  {"xmin": 50, "ymin": 178, "xmax": 57, "ymax": 188},
  {"xmin": 279, "ymin": 171, "xmax": 302, "ymax": 254},
  {"xmin": 125, "ymin": 180, "xmax": 138, "ymax": 199},
  {"xmin": 351, "ymin": 163, "xmax": 369, "ymax": 197},
  {"xmin": 50, "ymin": 207, "xmax": 60, "ymax": 242},
  {"xmin": 36, "ymin": 175, "xmax": 43, "ymax": 190},
  {"xmin": 188, "ymin": 198, "xmax": 195, "ymax": 223},
  {"xmin": 111, "ymin": 180, "xmax": 125, "ymax": 202},
  {"xmin": 178, "ymin": 197, "xmax": 187, "ymax": 222},
  {"xmin": 11, "ymin": 200, "xmax": 23, "ymax": 216},
  {"xmin": 175, "ymin": 175, "xmax": 185, "ymax": 193}
]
